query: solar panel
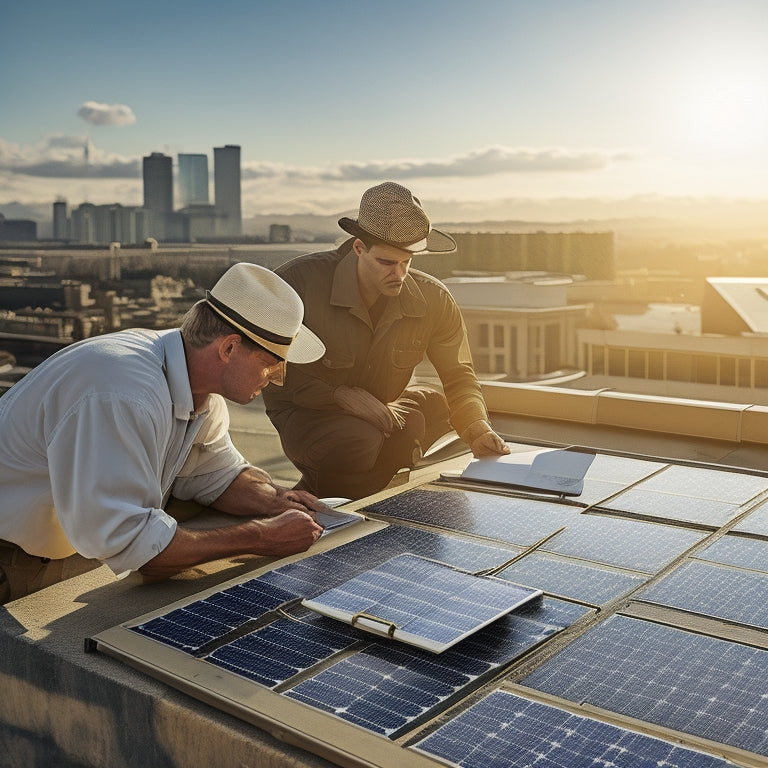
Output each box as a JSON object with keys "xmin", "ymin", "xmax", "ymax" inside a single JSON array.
[
  {"xmin": 412, "ymin": 690, "xmax": 731, "ymax": 768},
  {"xmin": 695, "ymin": 533, "xmax": 768, "ymax": 571},
  {"xmin": 520, "ymin": 614, "xmax": 768, "ymax": 757},
  {"xmin": 731, "ymin": 499, "xmax": 768, "ymax": 538},
  {"xmin": 130, "ymin": 580, "xmax": 298, "ymax": 652},
  {"xmin": 575, "ymin": 453, "xmax": 667, "ymax": 506},
  {"xmin": 598, "ymin": 487, "xmax": 741, "ymax": 528},
  {"xmin": 301, "ymin": 554, "xmax": 543, "ymax": 652},
  {"xmin": 497, "ymin": 551, "xmax": 647, "ymax": 606},
  {"xmin": 540, "ymin": 513, "xmax": 706, "ymax": 572},
  {"xmin": 285, "ymin": 597, "xmax": 591, "ymax": 738},
  {"xmin": 206, "ymin": 613, "xmax": 362, "ymax": 688},
  {"xmin": 596, "ymin": 464, "xmax": 768, "ymax": 528},
  {"xmin": 636, "ymin": 560, "xmax": 768, "ymax": 630},
  {"xmin": 258, "ymin": 524, "xmax": 522, "ymax": 599},
  {"xmin": 362, "ymin": 487, "xmax": 577, "ymax": 547},
  {"xmin": 631, "ymin": 464, "xmax": 768, "ymax": 502}
]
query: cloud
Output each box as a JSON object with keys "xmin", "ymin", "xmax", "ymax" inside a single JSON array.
[
  {"xmin": 77, "ymin": 100, "xmax": 136, "ymax": 127},
  {"xmin": 241, "ymin": 145, "xmax": 631, "ymax": 183}
]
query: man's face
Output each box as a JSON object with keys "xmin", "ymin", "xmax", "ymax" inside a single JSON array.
[
  {"xmin": 355, "ymin": 240, "xmax": 413, "ymax": 302},
  {"xmin": 227, "ymin": 340, "xmax": 285, "ymax": 403}
]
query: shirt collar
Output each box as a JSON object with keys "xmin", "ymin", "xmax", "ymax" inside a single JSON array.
[{"xmin": 158, "ymin": 329, "xmax": 200, "ymax": 420}]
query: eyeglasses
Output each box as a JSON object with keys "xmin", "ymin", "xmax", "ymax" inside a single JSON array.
[{"xmin": 262, "ymin": 359, "xmax": 286, "ymax": 386}]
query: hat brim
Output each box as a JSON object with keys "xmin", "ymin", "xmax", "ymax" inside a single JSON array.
[
  {"xmin": 207, "ymin": 300, "xmax": 325, "ymax": 364},
  {"xmin": 338, "ymin": 217, "xmax": 456, "ymax": 255}
]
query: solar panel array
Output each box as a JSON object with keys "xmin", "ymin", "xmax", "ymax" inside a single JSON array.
[
  {"xmin": 95, "ymin": 446, "xmax": 768, "ymax": 768},
  {"xmin": 413, "ymin": 690, "xmax": 732, "ymax": 768}
]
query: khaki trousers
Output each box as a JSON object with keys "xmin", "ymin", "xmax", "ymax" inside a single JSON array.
[{"xmin": 0, "ymin": 540, "xmax": 100, "ymax": 605}]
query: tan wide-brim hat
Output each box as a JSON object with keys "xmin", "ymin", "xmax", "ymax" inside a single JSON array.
[
  {"xmin": 206, "ymin": 263, "xmax": 325, "ymax": 363},
  {"xmin": 338, "ymin": 181, "xmax": 456, "ymax": 255}
]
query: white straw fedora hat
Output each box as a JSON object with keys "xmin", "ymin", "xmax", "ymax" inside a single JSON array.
[
  {"xmin": 338, "ymin": 181, "xmax": 456, "ymax": 255},
  {"xmin": 205, "ymin": 263, "xmax": 325, "ymax": 363}
]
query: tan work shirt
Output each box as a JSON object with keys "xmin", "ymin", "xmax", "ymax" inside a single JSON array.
[{"xmin": 263, "ymin": 242, "xmax": 489, "ymax": 437}]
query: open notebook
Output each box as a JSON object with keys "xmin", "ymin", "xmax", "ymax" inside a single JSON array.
[
  {"xmin": 302, "ymin": 553, "xmax": 542, "ymax": 653},
  {"xmin": 450, "ymin": 446, "xmax": 596, "ymax": 496}
]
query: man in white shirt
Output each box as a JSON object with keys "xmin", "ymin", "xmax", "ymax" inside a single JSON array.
[{"xmin": 0, "ymin": 263, "xmax": 327, "ymax": 604}]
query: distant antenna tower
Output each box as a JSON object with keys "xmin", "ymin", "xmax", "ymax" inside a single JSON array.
[{"xmin": 84, "ymin": 134, "xmax": 91, "ymax": 166}]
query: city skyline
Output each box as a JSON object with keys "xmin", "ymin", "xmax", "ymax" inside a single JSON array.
[{"xmin": 2, "ymin": 0, "xmax": 768, "ymax": 228}]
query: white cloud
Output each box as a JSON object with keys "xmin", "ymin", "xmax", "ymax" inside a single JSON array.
[{"xmin": 77, "ymin": 101, "xmax": 136, "ymax": 127}]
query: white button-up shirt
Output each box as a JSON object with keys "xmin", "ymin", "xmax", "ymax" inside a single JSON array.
[{"xmin": 0, "ymin": 328, "xmax": 247, "ymax": 574}]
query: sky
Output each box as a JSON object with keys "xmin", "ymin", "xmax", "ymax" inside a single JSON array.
[{"xmin": 2, "ymin": 0, "xmax": 768, "ymax": 226}]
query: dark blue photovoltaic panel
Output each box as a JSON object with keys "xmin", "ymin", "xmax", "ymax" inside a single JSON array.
[
  {"xmin": 285, "ymin": 597, "xmax": 591, "ymax": 737},
  {"xmin": 206, "ymin": 614, "xmax": 361, "ymax": 688},
  {"xmin": 303, "ymin": 554, "xmax": 541, "ymax": 652},
  {"xmin": 362, "ymin": 488, "xmax": 577, "ymax": 547},
  {"xmin": 131, "ymin": 580, "xmax": 298, "ymax": 652},
  {"xmin": 259, "ymin": 524, "xmax": 521, "ymax": 599},
  {"xmin": 598, "ymin": 487, "xmax": 740, "ymax": 528},
  {"xmin": 521, "ymin": 615, "xmax": 768, "ymax": 757},
  {"xmin": 637, "ymin": 560, "xmax": 768, "ymax": 630},
  {"xmin": 540, "ymin": 514, "xmax": 706, "ymax": 572},
  {"xmin": 498, "ymin": 551, "xmax": 646, "ymax": 606},
  {"xmin": 413, "ymin": 690, "xmax": 731, "ymax": 768},
  {"xmin": 695, "ymin": 534, "xmax": 768, "ymax": 572},
  {"xmin": 732, "ymin": 500, "xmax": 768, "ymax": 538}
]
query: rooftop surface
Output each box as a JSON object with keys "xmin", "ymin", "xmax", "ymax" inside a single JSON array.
[{"xmin": 4, "ymin": 383, "xmax": 768, "ymax": 767}]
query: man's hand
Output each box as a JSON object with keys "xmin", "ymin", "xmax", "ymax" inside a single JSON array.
[
  {"xmin": 461, "ymin": 419, "xmax": 510, "ymax": 458},
  {"xmin": 212, "ymin": 467, "xmax": 325, "ymax": 519},
  {"xmin": 333, "ymin": 385, "xmax": 395, "ymax": 434},
  {"xmin": 139, "ymin": 510, "xmax": 323, "ymax": 581}
]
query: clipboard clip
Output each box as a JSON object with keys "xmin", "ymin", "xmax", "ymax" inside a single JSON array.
[{"xmin": 351, "ymin": 611, "xmax": 398, "ymax": 638}]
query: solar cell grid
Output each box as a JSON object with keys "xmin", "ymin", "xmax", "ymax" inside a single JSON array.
[
  {"xmin": 599, "ymin": 487, "xmax": 741, "ymax": 528},
  {"xmin": 285, "ymin": 597, "xmax": 590, "ymax": 737},
  {"xmin": 413, "ymin": 690, "xmax": 731, "ymax": 768},
  {"xmin": 540, "ymin": 513, "xmax": 706, "ymax": 572},
  {"xmin": 582, "ymin": 453, "xmax": 666, "ymax": 484},
  {"xmin": 695, "ymin": 534, "xmax": 768, "ymax": 571},
  {"xmin": 302, "ymin": 554, "xmax": 541, "ymax": 652},
  {"xmin": 206, "ymin": 615, "xmax": 361, "ymax": 688},
  {"xmin": 363, "ymin": 488, "xmax": 577, "ymax": 547},
  {"xmin": 130, "ymin": 580, "xmax": 299, "ymax": 652},
  {"xmin": 497, "ymin": 551, "xmax": 646, "ymax": 606},
  {"xmin": 521, "ymin": 614, "xmax": 768, "ymax": 757},
  {"xmin": 637, "ymin": 559, "xmax": 768, "ymax": 630},
  {"xmin": 731, "ymin": 500, "xmax": 768, "ymax": 538},
  {"xmin": 259, "ymin": 524, "xmax": 520, "ymax": 599},
  {"xmin": 628, "ymin": 464, "xmax": 768, "ymax": 502}
]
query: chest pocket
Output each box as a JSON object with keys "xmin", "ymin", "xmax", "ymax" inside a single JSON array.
[{"xmin": 391, "ymin": 348, "xmax": 424, "ymax": 369}]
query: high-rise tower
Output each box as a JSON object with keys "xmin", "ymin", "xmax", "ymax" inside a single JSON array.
[
  {"xmin": 178, "ymin": 153, "xmax": 209, "ymax": 207},
  {"xmin": 213, "ymin": 144, "xmax": 242, "ymax": 237},
  {"xmin": 142, "ymin": 152, "xmax": 173, "ymax": 238}
]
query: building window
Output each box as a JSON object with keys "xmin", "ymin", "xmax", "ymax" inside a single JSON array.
[
  {"xmin": 667, "ymin": 352, "xmax": 693, "ymax": 382},
  {"xmin": 693, "ymin": 355, "xmax": 717, "ymax": 385},
  {"xmin": 755, "ymin": 360, "xmax": 768, "ymax": 388},
  {"xmin": 737, "ymin": 358, "xmax": 751, "ymax": 388},
  {"xmin": 648, "ymin": 351, "xmax": 664, "ymax": 380},
  {"xmin": 719, "ymin": 357, "xmax": 735, "ymax": 386},
  {"xmin": 607, "ymin": 347, "xmax": 626, "ymax": 377},
  {"xmin": 628, "ymin": 350, "xmax": 646, "ymax": 378}
]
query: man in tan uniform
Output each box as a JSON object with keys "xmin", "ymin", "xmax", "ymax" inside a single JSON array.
[{"xmin": 263, "ymin": 182, "xmax": 509, "ymax": 499}]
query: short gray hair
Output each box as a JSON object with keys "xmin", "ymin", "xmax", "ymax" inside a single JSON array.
[{"xmin": 180, "ymin": 300, "xmax": 237, "ymax": 349}]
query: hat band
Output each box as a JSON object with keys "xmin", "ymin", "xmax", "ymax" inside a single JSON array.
[{"xmin": 205, "ymin": 291, "xmax": 295, "ymax": 346}]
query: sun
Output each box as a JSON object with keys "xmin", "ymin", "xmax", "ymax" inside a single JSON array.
[{"xmin": 669, "ymin": 59, "xmax": 768, "ymax": 158}]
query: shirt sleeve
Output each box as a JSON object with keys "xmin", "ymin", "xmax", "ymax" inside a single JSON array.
[
  {"xmin": 426, "ymin": 289, "xmax": 489, "ymax": 435},
  {"xmin": 46, "ymin": 391, "xmax": 178, "ymax": 575}
]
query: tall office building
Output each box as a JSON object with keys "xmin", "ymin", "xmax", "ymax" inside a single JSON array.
[
  {"xmin": 53, "ymin": 199, "xmax": 68, "ymax": 240},
  {"xmin": 213, "ymin": 144, "xmax": 242, "ymax": 237},
  {"xmin": 142, "ymin": 152, "xmax": 173, "ymax": 239},
  {"xmin": 178, "ymin": 153, "xmax": 209, "ymax": 207}
]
